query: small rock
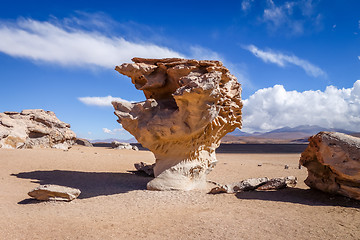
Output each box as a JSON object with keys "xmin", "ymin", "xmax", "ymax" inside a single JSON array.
[
  {"xmin": 28, "ymin": 185, "xmax": 81, "ymax": 201},
  {"xmin": 257, "ymin": 176, "xmax": 297, "ymax": 190},
  {"xmin": 232, "ymin": 177, "xmax": 269, "ymax": 192},
  {"xmin": 134, "ymin": 162, "xmax": 155, "ymax": 176},
  {"xmin": 208, "ymin": 185, "xmax": 228, "ymax": 194},
  {"xmin": 258, "ymin": 163, "xmax": 262, "ymax": 167},
  {"xmin": 209, "ymin": 176, "xmax": 297, "ymax": 194},
  {"xmin": 284, "ymin": 165, "xmax": 289, "ymax": 169}
]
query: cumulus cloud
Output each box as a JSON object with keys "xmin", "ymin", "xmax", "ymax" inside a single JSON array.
[
  {"xmin": 0, "ymin": 18, "xmax": 184, "ymax": 68},
  {"xmin": 78, "ymin": 96, "xmax": 134, "ymax": 107},
  {"xmin": 242, "ymin": 80, "xmax": 360, "ymax": 132},
  {"xmin": 102, "ymin": 127, "xmax": 124, "ymax": 135},
  {"xmin": 244, "ymin": 45, "xmax": 326, "ymax": 78}
]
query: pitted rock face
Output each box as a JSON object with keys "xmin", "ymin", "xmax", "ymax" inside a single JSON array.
[
  {"xmin": 0, "ymin": 109, "xmax": 76, "ymax": 150},
  {"xmin": 112, "ymin": 58, "xmax": 242, "ymax": 191},
  {"xmin": 300, "ymin": 132, "xmax": 360, "ymax": 200}
]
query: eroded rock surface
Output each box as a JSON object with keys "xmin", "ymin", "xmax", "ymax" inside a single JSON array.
[
  {"xmin": 112, "ymin": 58, "xmax": 242, "ymax": 190},
  {"xmin": 28, "ymin": 185, "xmax": 81, "ymax": 201},
  {"xmin": 300, "ymin": 132, "xmax": 360, "ymax": 200},
  {"xmin": 0, "ymin": 109, "xmax": 76, "ymax": 150}
]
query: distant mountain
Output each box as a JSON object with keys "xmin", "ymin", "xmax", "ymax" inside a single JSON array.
[
  {"xmin": 227, "ymin": 128, "xmax": 252, "ymax": 137},
  {"xmin": 90, "ymin": 137, "xmax": 137, "ymax": 143},
  {"xmin": 224, "ymin": 125, "xmax": 359, "ymax": 144}
]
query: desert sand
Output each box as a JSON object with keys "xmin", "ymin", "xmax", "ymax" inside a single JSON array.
[{"xmin": 0, "ymin": 146, "xmax": 359, "ymax": 239}]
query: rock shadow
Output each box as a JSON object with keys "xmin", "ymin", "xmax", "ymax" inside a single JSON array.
[
  {"xmin": 235, "ymin": 188, "xmax": 360, "ymax": 208},
  {"xmin": 12, "ymin": 170, "xmax": 153, "ymax": 200}
]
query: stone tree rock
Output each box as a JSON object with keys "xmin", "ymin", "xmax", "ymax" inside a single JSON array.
[
  {"xmin": 300, "ymin": 132, "xmax": 360, "ymax": 200},
  {"xmin": 112, "ymin": 58, "xmax": 242, "ymax": 190},
  {"xmin": 0, "ymin": 109, "xmax": 76, "ymax": 150}
]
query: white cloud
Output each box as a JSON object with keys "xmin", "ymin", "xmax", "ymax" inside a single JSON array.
[
  {"xmin": 261, "ymin": 0, "xmax": 320, "ymax": 35},
  {"xmin": 102, "ymin": 127, "xmax": 125, "ymax": 135},
  {"xmin": 242, "ymin": 80, "xmax": 360, "ymax": 132},
  {"xmin": 78, "ymin": 95, "xmax": 133, "ymax": 107},
  {"xmin": 103, "ymin": 128, "xmax": 112, "ymax": 134},
  {"xmin": 0, "ymin": 18, "xmax": 184, "ymax": 68},
  {"xmin": 244, "ymin": 45, "xmax": 326, "ymax": 78},
  {"xmin": 241, "ymin": 0, "xmax": 254, "ymax": 11},
  {"xmin": 189, "ymin": 46, "xmax": 222, "ymax": 60}
]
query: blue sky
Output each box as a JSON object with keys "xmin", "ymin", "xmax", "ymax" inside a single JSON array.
[{"xmin": 0, "ymin": 0, "xmax": 359, "ymax": 140}]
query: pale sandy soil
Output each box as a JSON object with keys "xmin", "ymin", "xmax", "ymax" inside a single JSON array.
[{"xmin": 0, "ymin": 146, "xmax": 359, "ymax": 240}]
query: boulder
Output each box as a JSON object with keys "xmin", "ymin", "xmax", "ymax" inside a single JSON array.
[
  {"xmin": 209, "ymin": 176, "xmax": 297, "ymax": 194},
  {"xmin": 0, "ymin": 109, "xmax": 76, "ymax": 150},
  {"xmin": 111, "ymin": 141, "xmax": 138, "ymax": 151},
  {"xmin": 112, "ymin": 58, "xmax": 242, "ymax": 190},
  {"xmin": 134, "ymin": 162, "xmax": 155, "ymax": 176},
  {"xmin": 300, "ymin": 132, "xmax": 360, "ymax": 200},
  {"xmin": 28, "ymin": 184, "xmax": 81, "ymax": 201},
  {"xmin": 75, "ymin": 138, "xmax": 93, "ymax": 147}
]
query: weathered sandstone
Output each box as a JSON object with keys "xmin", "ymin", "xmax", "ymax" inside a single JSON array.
[
  {"xmin": 28, "ymin": 185, "xmax": 81, "ymax": 201},
  {"xmin": 300, "ymin": 132, "xmax": 360, "ymax": 200},
  {"xmin": 112, "ymin": 58, "xmax": 242, "ymax": 190},
  {"xmin": 209, "ymin": 176, "xmax": 297, "ymax": 194},
  {"xmin": 0, "ymin": 109, "xmax": 76, "ymax": 150}
]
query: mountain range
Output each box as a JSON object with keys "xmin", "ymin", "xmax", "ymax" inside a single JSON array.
[
  {"xmin": 223, "ymin": 125, "xmax": 359, "ymax": 144},
  {"xmin": 89, "ymin": 125, "xmax": 359, "ymax": 144}
]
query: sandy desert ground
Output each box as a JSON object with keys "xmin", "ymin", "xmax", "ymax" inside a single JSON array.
[{"xmin": 0, "ymin": 146, "xmax": 359, "ymax": 240}]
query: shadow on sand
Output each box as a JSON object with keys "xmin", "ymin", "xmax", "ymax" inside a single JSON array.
[
  {"xmin": 235, "ymin": 187, "xmax": 360, "ymax": 208},
  {"xmin": 12, "ymin": 170, "xmax": 153, "ymax": 203}
]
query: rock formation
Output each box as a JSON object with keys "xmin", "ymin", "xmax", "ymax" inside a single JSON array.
[
  {"xmin": 0, "ymin": 109, "xmax": 76, "ymax": 150},
  {"xmin": 209, "ymin": 176, "xmax": 297, "ymax": 194},
  {"xmin": 112, "ymin": 58, "xmax": 242, "ymax": 190},
  {"xmin": 300, "ymin": 132, "xmax": 360, "ymax": 200},
  {"xmin": 28, "ymin": 185, "xmax": 81, "ymax": 201},
  {"xmin": 75, "ymin": 138, "xmax": 93, "ymax": 147},
  {"xmin": 111, "ymin": 141, "xmax": 139, "ymax": 151}
]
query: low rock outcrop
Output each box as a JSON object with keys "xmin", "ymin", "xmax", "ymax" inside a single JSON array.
[
  {"xmin": 209, "ymin": 176, "xmax": 297, "ymax": 194},
  {"xmin": 0, "ymin": 109, "xmax": 76, "ymax": 150},
  {"xmin": 75, "ymin": 138, "xmax": 93, "ymax": 147},
  {"xmin": 112, "ymin": 58, "xmax": 242, "ymax": 190},
  {"xmin": 28, "ymin": 185, "xmax": 81, "ymax": 201},
  {"xmin": 111, "ymin": 141, "xmax": 139, "ymax": 151},
  {"xmin": 300, "ymin": 132, "xmax": 360, "ymax": 200}
]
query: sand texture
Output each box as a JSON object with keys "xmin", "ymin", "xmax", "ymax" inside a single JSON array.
[{"xmin": 1, "ymin": 146, "xmax": 359, "ymax": 239}]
